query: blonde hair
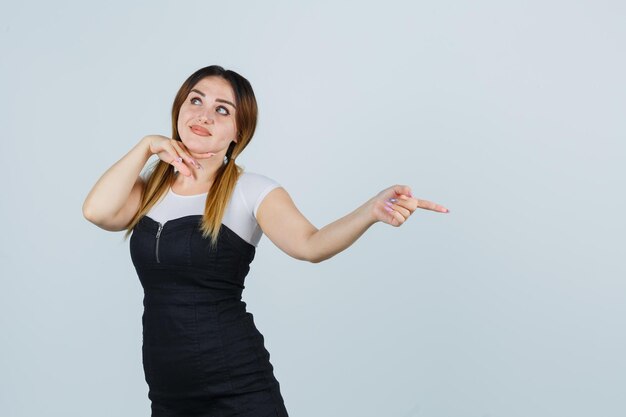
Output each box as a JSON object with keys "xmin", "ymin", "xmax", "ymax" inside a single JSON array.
[{"xmin": 123, "ymin": 65, "xmax": 258, "ymax": 247}]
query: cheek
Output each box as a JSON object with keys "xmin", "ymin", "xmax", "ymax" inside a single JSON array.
[
  {"xmin": 177, "ymin": 107, "xmax": 192, "ymax": 129},
  {"xmin": 215, "ymin": 119, "xmax": 236, "ymax": 136},
  {"xmin": 228, "ymin": 118, "xmax": 238, "ymax": 136}
]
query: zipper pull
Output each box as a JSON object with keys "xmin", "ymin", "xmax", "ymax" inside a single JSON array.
[{"xmin": 155, "ymin": 222, "xmax": 163, "ymax": 263}]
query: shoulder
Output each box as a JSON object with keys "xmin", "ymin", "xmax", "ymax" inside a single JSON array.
[
  {"xmin": 237, "ymin": 171, "xmax": 282, "ymax": 218},
  {"xmin": 238, "ymin": 171, "xmax": 281, "ymax": 193}
]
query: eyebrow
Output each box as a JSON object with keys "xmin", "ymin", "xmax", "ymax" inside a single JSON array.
[{"xmin": 190, "ymin": 89, "xmax": 237, "ymax": 109}]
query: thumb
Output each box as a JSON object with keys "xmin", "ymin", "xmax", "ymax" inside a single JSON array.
[{"xmin": 392, "ymin": 184, "xmax": 413, "ymax": 198}]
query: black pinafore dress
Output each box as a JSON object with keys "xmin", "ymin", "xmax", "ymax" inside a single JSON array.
[{"xmin": 130, "ymin": 214, "xmax": 289, "ymax": 417}]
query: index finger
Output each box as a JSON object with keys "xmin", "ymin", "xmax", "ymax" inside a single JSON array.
[
  {"xmin": 188, "ymin": 149, "xmax": 217, "ymax": 159},
  {"xmin": 175, "ymin": 141, "xmax": 216, "ymax": 159},
  {"xmin": 415, "ymin": 198, "xmax": 449, "ymax": 213}
]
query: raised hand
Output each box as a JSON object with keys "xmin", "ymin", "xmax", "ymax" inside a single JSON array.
[
  {"xmin": 370, "ymin": 184, "xmax": 449, "ymax": 227},
  {"xmin": 145, "ymin": 134, "xmax": 216, "ymax": 177}
]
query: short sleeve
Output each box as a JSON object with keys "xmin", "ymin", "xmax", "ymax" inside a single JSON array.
[
  {"xmin": 253, "ymin": 181, "xmax": 281, "ymax": 219},
  {"xmin": 140, "ymin": 167, "xmax": 153, "ymax": 182},
  {"xmin": 236, "ymin": 172, "xmax": 281, "ymax": 219}
]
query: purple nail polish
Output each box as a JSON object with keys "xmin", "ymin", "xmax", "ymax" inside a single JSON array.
[
  {"xmin": 385, "ymin": 201, "xmax": 393, "ymax": 208},
  {"xmin": 384, "ymin": 206, "xmax": 393, "ymax": 213},
  {"xmin": 390, "ymin": 198, "xmax": 397, "ymax": 203}
]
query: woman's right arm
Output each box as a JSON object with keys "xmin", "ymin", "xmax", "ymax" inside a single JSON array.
[
  {"xmin": 82, "ymin": 136, "xmax": 154, "ymax": 231},
  {"xmin": 83, "ymin": 135, "xmax": 212, "ymax": 231}
]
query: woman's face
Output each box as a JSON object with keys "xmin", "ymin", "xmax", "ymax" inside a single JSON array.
[{"xmin": 177, "ymin": 76, "xmax": 238, "ymax": 156}]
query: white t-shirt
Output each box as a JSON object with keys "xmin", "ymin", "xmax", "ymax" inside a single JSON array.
[{"xmin": 141, "ymin": 171, "xmax": 281, "ymax": 247}]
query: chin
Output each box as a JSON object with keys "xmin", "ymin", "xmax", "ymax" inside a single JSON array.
[{"xmin": 180, "ymin": 137, "xmax": 208, "ymax": 151}]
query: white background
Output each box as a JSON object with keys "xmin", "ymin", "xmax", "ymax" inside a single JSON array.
[{"xmin": 1, "ymin": 1, "xmax": 624, "ymax": 416}]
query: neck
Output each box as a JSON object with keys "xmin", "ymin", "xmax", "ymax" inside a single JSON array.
[{"xmin": 182, "ymin": 148, "xmax": 230, "ymax": 185}]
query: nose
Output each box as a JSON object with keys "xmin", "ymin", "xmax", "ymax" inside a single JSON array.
[{"xmin": 197, "ymin": 113, "xmax": 214, "ymax": 125}]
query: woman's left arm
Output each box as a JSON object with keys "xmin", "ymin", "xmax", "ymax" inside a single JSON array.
[{"xmin": 256, "ymin": 184, "xmax": 449, "ymax": 263}]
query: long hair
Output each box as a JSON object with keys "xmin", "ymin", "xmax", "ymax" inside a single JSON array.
[{"xmin": 123, "ymin": 65, "xmax": 258, "ymax": 247}]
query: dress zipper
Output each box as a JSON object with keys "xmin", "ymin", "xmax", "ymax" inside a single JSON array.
[{"xmin": 155, "ymin": 222, "xmax": 164, "ymax": 263}]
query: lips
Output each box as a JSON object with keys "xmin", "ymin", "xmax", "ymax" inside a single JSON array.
[{"xmin": 190, "ymin": 125, "xmax": 211, "ymax": 136}]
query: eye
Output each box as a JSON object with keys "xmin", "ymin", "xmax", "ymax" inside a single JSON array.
[
  {"xmin": 216, "ymin": 105, "xmax": 230, "ymax": 116},
  {"xmin": 190, "ymin": 97, "xmax": 202, "ymax": 105}
]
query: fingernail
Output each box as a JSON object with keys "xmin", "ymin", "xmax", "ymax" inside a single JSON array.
[
  {"xmin": 385, "ymin": 201, "xmax": 394, "ymax": 208},
  {"xmin": 175, "ymin": 157, "xmax": 183, "ymax": 163},
  {"xmin": 384, "ymin": 206, "xmax": 393, "ymax": 213},
  {"xmin": 389, "ymin": 198, "xmax": 397, "ymax": 203}
]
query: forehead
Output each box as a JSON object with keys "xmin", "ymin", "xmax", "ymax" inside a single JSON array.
[{"xmin": 190, "ymin": 76, "xmax": 235, "ymax": 102}]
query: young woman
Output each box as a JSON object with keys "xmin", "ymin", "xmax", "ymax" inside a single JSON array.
[{"xmin": 82, "ymin": 65, "xmax": 449, "ymax": 417}]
